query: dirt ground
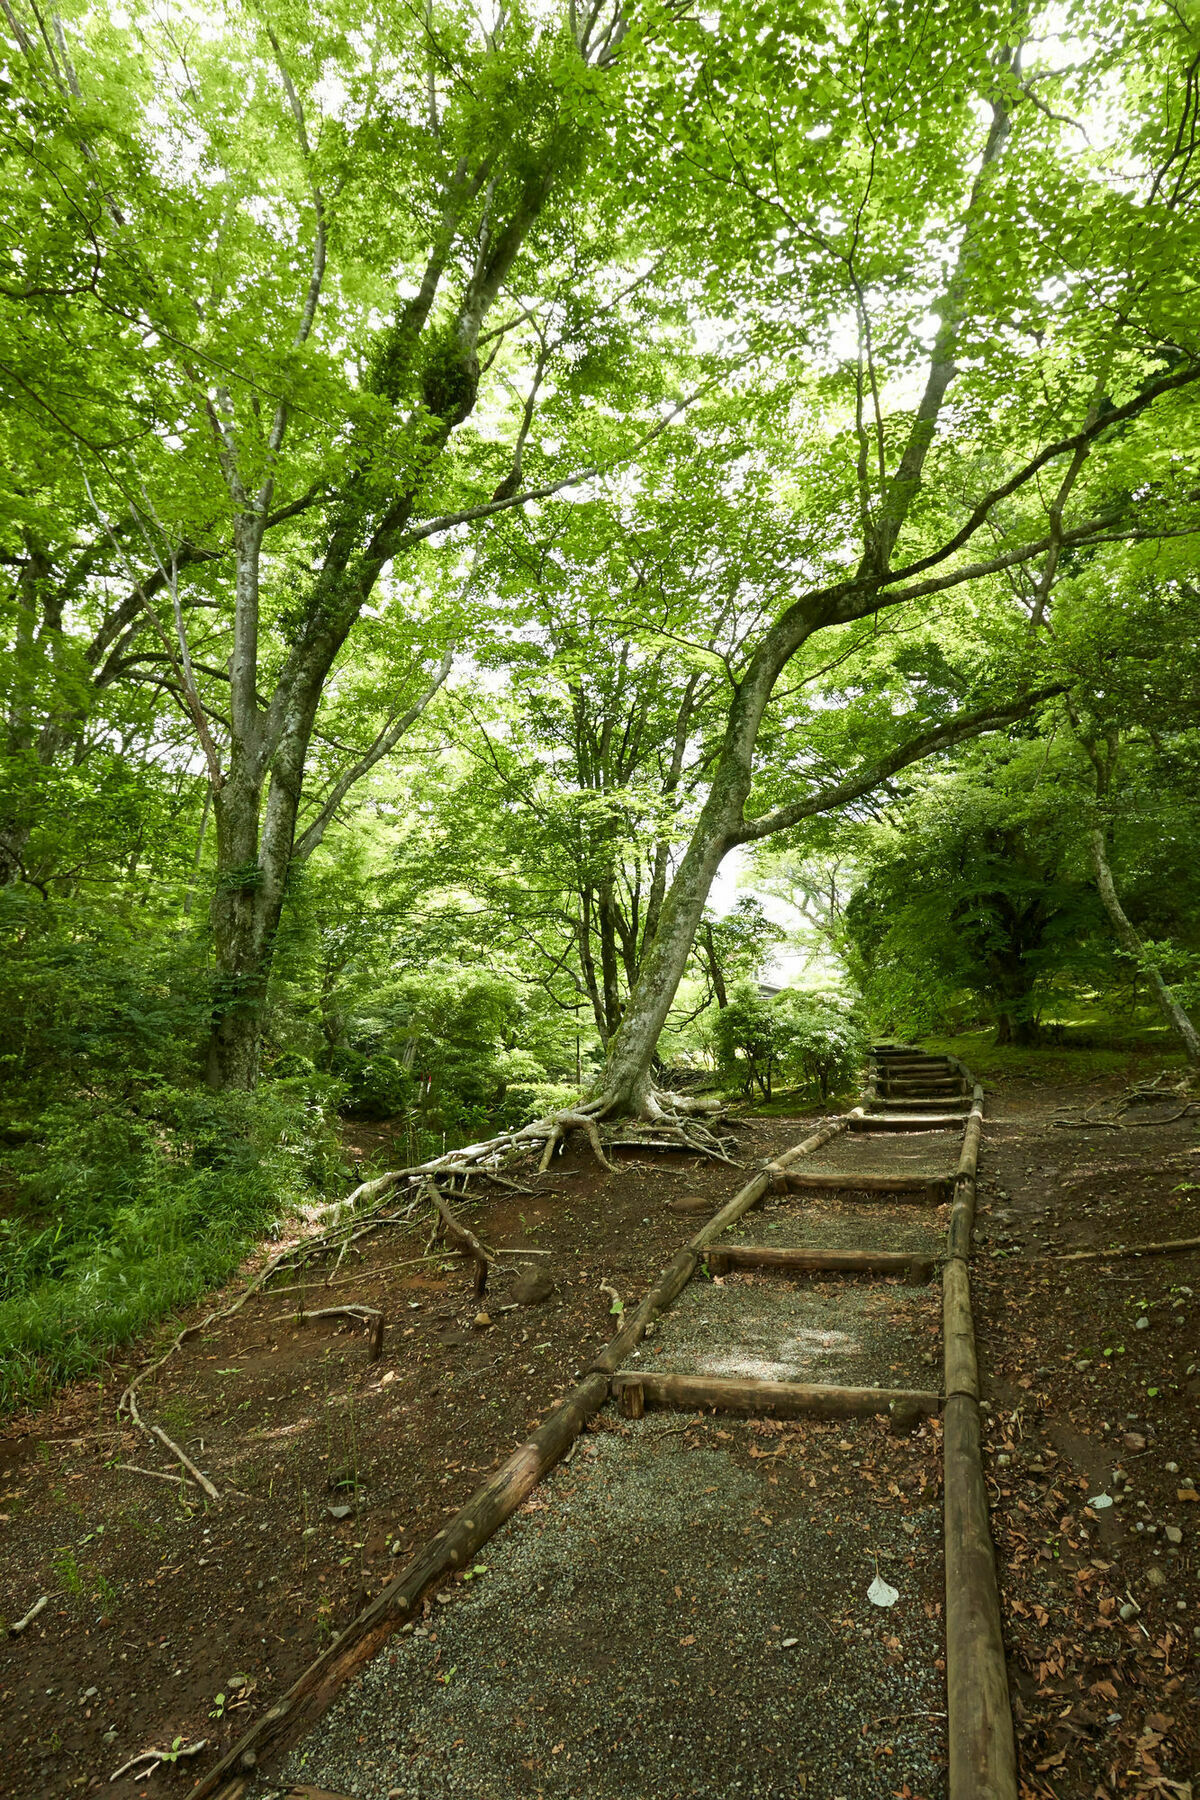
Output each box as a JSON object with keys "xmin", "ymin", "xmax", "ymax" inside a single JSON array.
[
  {"xmin": 973, "ymin": 1075, "xmax": 1200, "ymax": 1800},
  {"xmin": 1, "ymin": 1070, "xmax": 1198, "ymax": 1800},
  {"xmin": 0, "ymin": 1113, "xmax": 821, "ymax": 1800}
]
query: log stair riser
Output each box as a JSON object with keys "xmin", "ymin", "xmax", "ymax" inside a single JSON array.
[
  {"xmin": 706, "ymin": 1246, "xmax": 936, "ymax": 1281},
  {"xmin": 610, "ymin": 1371, "xmax": 942, "ymax": 1423}
]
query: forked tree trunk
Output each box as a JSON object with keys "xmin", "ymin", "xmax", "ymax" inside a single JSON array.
[{"xmin": 1088, "ymin": 826, "xmax": 1200, "ymax": 1067}]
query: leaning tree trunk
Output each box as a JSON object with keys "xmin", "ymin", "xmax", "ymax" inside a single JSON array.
[
  {"xmin": 591, "ymin": 804, "xmax": 736, "ymax": 1115},
  {"xmin": 1088, "ymin": 827, "xmax": 1200, "ymax": 1067}
]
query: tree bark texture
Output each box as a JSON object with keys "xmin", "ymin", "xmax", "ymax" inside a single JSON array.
[{"xmin": 1088, "ymin": 826, "xmax": 1200, "ymax": 1066}]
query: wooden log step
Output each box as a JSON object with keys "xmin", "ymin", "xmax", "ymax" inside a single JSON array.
[
  {"xmin": 767, "ymin": 1167, "xmax": 953, "ymax": 1198},
  {"xmin": 611, "ymin": 1370, "xmax": 942, "ymax": 1422},
  {"xmin": 853, "ymin": 1112, "xmax": 968, "ymax": 1131},
  {"xmin": 879, "ymin": 1076, "xmax": 967, "ymax": 1089},
  {"xmin": 706, "ymin": 1245, "xmax": 936, "ymax": 1281},
  {"xmin": 878, "ymin": 1094, "xmax": 966, "ymax": 1106}
]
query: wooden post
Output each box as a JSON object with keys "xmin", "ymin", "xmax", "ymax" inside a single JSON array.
[{"xmin": 942, "ymin": 1257, "xmax": 978, "ymax": 1400}]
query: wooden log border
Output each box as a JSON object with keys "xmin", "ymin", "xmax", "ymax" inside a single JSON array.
[
  {"xmin": 939, "ymin": 1069, "xmax": 1017, "ymax": 1800},
  {"xmin": 192, "ymin": 1109, "xmax": 858, "ymax": 1798}
]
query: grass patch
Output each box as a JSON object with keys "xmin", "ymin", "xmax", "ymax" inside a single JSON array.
[{"xmin": 919, "ymin": 1011, "xmax": 1189, "ymax": 1086}]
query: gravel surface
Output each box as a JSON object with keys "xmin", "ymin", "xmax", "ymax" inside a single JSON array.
[
  {"xmin": 732, "ymin": 1196, "xmax": 946, "ymax": 1256},
  {"xmin": 281, "ymin": 1414, "xmax": 947, "ymax": 1800},
  {"xmin": 636, "ymin": 1270, "xmax": 941, "ymax": 1390},
  {"xmin": 789, "ymin": 1131, "xmax": 960, "ymax": 1182}
]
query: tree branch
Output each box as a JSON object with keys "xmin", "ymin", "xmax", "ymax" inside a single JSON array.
[
  {"xmin": 292, "ymin": 643, "xmax": 454, "ymax": 862},
  {"xmin": 731, "ymin": 685, "xmax": 1065, "ymax": 846}
]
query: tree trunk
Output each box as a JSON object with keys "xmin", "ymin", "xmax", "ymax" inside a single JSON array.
[
  {"xmin": 592, "ymin": 800, "xmax": 738, "ymax": 1114},
  {"xmin": 1088, "ymin": 826, "xmax": 1200, "ymax": 1067}
]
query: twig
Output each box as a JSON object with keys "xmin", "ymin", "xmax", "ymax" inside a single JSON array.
[
  {"xmin": 147, "ymin": 1420, "xmax": 221, "ymax": 1502},
  {"xmin": 114, "ymin": 1463, "xmax": 187, "ymax": 1486},
  {"xmin": 8, "ymin": 1595, "xmax": 48, "ymax": 1635},
  {"xmin": 270, "ymin": 1303, "xmax": 385, "ymax": 1360},
  {"xmin": 109, "ymin": 1738, "xmax": 207, "ymax": 1782},
  {"xmin": 261, "ymin": 1253, "xmax": 452, "ymax": 1295},
  {"xmin": 1042, "ymin": 1235, "xmax": 1200, "ymax": 1264}
]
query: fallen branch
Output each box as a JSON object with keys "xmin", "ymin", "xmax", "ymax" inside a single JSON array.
[
  {"xmin": 271, "ymin": 1303, "xmax": 385, "ymax": 1361},
  {"xmin": 8, "ymin": 1595, "xmax": 48, "ymax": 1636},
  {"xmin": 1044, "ymin": 1235, "xmax": 1200, "ymax": 1264},
  {"xmin": 110, "ymin": 1738, "xmax": 207, "ymax": 1782},
  {"xmin": 115, "ymin": 1463, "xmax": 188, "ymax": 1487}
]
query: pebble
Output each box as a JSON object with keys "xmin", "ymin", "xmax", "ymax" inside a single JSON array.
[
  {"xmin": 1135, "ymin": 1316, "xmax": 1150, "ymax": 1331},
  {"xmin": 327, "ymin": 1504, "xmax": 353, "ymax": 1521},
  {"xmin": 1165, "ymin": 1526, "xmax": 1183, "ymax": 1545},
  {"xmin": 1146, "ymin": 1566, "xmax": 1167, "ymax": 1589},
  {"xmin": 473, "ymin": 1312, "xmax": 491, "ymax": 1329},
  {"xmin": 1119, "ymin": 1601, "xmax": 1140, "ymax": 1621}
]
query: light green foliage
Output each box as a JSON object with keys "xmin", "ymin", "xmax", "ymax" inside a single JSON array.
[
  {"xmin": 5, "ymin": 0, "xmax": 1200, "ymax": 1396},
  {"xmin": 710, "ymin": 984, "xmax": 864, "ymax": 1102}
]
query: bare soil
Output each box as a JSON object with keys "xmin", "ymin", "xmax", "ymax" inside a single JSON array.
[
  {"xmin": 0, "ymin": 1113, "xmax": 818, "ymax": 1800},
  {"xmin": 972, "ymin": 1073, "xmax": 1200, "ymax": 1800},
  {"xmin": 2, "ymin": 1069, "xmax": 1197, "ymax": 1800}
]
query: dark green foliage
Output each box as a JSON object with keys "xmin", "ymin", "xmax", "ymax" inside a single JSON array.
[
  {"xmin": 420, "ymin": 332, "xmax": 481, "ymax": 426},
  {"xmin": 843, "ymin": 747, "xmax": 1109, "ymax": 1044},
  {"xmin": 0, "ymin": 891, "xmax": 345, "ymax": 1408}
]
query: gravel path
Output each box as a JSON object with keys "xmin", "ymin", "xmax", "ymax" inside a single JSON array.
[
  {"xmin": 281, "ymin": 1415, "xmax": 947, "ymax": 1800},
  {"xmin": 636, "ymin": 1270, "xmax": 941, "ymax": 1390},
  {"xmin": 732, "ymin": 1195, "xmax": 946, "ymax": 1256},
  {"xmin": 278, "ymin": 1091, "xmax": 964, "ymax": 1800}
]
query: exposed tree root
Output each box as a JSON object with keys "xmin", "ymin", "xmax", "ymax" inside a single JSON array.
[
  {"xmin": 1052, "ymin": 1071, "xmax": 1199, "ymax": 1131},
  {"xmin": 113, "ymin": 1087, "xmax": 736, "ymax": 1489},
  {"xmin": 426, "ymin": 1180, "xmax": 495, "ymax": 1295}
]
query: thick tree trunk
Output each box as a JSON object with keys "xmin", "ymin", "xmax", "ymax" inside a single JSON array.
[
  {"xmin": 1088, "ymin": 826, "xmax": 1200, "ymax": 1067},
  {"xmin": 205, "ymin": 770, "xmax": 290, "ymax": 1090}
]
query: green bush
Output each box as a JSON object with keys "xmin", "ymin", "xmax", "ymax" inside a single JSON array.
[
  {"xmin": 0, "ymin": 891, "xmax": 346, "ymax": 1410},
  {"xmin": 710, "ymin": 986, "xmax": 864, "ymax": 1102}
]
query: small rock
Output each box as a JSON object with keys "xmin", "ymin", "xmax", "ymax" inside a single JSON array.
[
  {"xmin": 512, "ymin": 1266, "xmax": 555, "ymax": 1306},
  {"xmin": 1123, "ymin": 1432, "xmax": 1147, "ymax": 1451},
  {"xmin": 1135, "ymin": 1316, "xmax": 1150, "ymax": 1331},
  {"xmin": 781, "ymin": 1636, "xmax": 799, "ymax": 1648},
  {"xmin": 226, "ymin": 1674, "xmax": 249, "ymax": 1691},
  {"xmin": 1165, "ymin": 1525, "xmax": 1183, "ymax": 1545},
  {"xmin": 1146, "ymin": 1566, "xmax": 1167, "ymax": 1589},
  {"xmin": 473, "ymin": 1311, "xmax": 491, "ymax": 1329},
  {"xmin": 327, "ymin": 1504, "xmax": 353, "ymax": 1521},
  {"xmin": 1089, "ymin": 1494, "xmax": 1114, "ymax": 1510},
  {"xmin": 1166, "ymin": 1461, "xmax": 1180, "ymax": 1474},
  {"xmin": 1119, "ymin": 1601, "xmax": 1140, "ymax": 1621}
]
